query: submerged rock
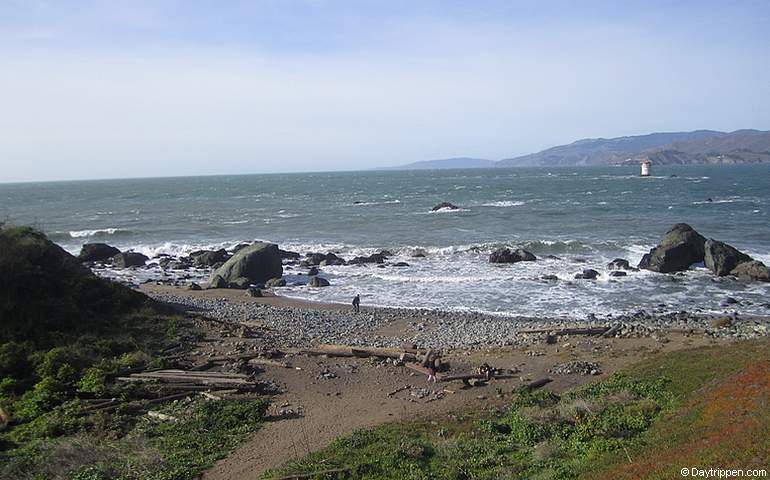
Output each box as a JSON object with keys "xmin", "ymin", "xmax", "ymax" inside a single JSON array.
[
  {"xmin": 209, "ymin": 242, "xmax": 283, "ymax": 286},
  {"xmin": 78, "ymin": 243, "xmax": 120, "ymax": 263},
  {"xmin": 638, "ymin": 223, "xmax": 706, "ymax": 273},
  {"xmin": 703, "ymin": 239, "xmax": 752, "ymax": 276},
  {"xmin": 489, "ymin": 248, "xmax": 536, "ymax": 264}
]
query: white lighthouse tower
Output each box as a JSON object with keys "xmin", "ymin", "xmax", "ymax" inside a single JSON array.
[{"xmin": 640, "ymin": 160, "xmax": 651, "ymax": 177}]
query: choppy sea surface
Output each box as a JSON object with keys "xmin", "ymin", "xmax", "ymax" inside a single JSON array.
[{"xmin": 2, "ymin": 165, "xmax": 769, "ymax": 319}]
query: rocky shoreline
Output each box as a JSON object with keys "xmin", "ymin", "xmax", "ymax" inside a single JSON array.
[{"xmin": 144, "ymin": 287, "xmax": 769, "ymax": 351}]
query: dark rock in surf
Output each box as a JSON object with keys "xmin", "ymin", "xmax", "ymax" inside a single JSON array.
[
  {"xmin": 209, "ymin": 242, "xmax": 283, "ymax": 286},
  {"xmin": 541, "ymin": 274, "xmax": 558, "ymax": 281},
  {"xmin": 111, "ymin": 252, "xmax": 149, "ymax": 268},
  {"xmin": 349, "ymin": 253, "xmax": 387, "ymax": 265},
  {"xmin": 607, "ymin": 258, "xmax": 630, "ymax": 270},
  {"xmin": 188, "ymin": 282, "xmax": 202, "ymax": 291},
  {"xmin": 190, "ymin": 249, "xmax": 229, "ymax": 267},
  {"xmin": 392, "ymin": 262, "xmax": 410, "ymax": 267},
  {"xmin": 306, "ymin": 252, "xmax": 345, "ymax": 266},
  {"xmin": 308, "ymin": 276, "xmax": 330, "ymax": 287},
  {"xmin": 78, "ymin": 243, "xmax": 121, "ymax": 263},
  {"xmin": 489, "ymin": 248, "xmax": 536, "ymax": 264},
  {"xmin": 431, "ymin": 202, "xmax": 460, "ymax": 211},
  {"xmin": 730, "ymin": 261, "xmax": 770, "ymax": 282},
  {"xmin": 638, "ymin": 223, "xmax": 706, "ymax": 273},
  {"xmin": 278, "ymin": 249, "xmax": 301, "ymax": 260},
  {"xmin": 307, "ymin": 266, "xmax": 319, "ymax": 276},
  {"xmin": 703, "ymin": 239, "xmax": 752, "ymax": 276},
  {"xmin": 574, "ymin": 269, "xmax": 599, "ymax": 280},
  {"xmin": 608, "ymin": 271, "xmax": 627, "ymax": 277}
]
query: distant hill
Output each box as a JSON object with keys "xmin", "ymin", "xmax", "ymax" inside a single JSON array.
[
  {"xmin": 382, "ymin": 157, "xmax": 496, "ymax": 170},
  {"xmin": 382, "ymin": 130, "xmax": 770, "ymax": 169},
  {"xmin": 496, "ymin": 130, "xmax": 725, "ymax": 167},
  {"xmin": 625, "ymin": 129, "xmax": 770, "ymax": 165}
]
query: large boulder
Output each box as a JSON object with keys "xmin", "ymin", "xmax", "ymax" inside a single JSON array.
[
  {"xmin": 189, "ymin": 249, "xmax": 229, "ymax": 267},
  {"xmin": 638, "ymin": 224, "xmax": 706, "ymax": 273},
  {"xmin": 265, "ymin": 277, "xmax": 286, "ymax": 288},
  {"xmin": 78, "ymin": 243, "xmax": 121, "ymax": 263},
  {"xmin": 703, "ymin": 239, "xmax": 753, "ymax": 276},
  {"xmin": 489, "ymin": 248, "xmax": 536, "ymax": 264},
  {"xmin": 730, "ymin": 261, "xmax": 770, "ymax": 282},
  {"xmin": 208, "ymin": 242, "xmax": 282, "ymax": 286},
  {"xmin": 111, "ymin": 252, "xmax": 148, "ymax": 268}
]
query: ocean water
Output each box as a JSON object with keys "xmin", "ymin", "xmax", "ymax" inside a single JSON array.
[{"xmin": 2, "ymin": 165, "xmax": 769, "ymax": 319}]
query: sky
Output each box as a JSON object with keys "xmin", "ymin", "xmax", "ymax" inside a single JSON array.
[{"xmin": 1, "ymin": 0, "xmax": 769, "ymax": 182}]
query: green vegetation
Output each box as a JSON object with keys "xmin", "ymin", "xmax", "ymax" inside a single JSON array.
[
  {"xmin": 264, "ymin": 339, "xmax": 770, "ymax": 480},
  {"xmin": 0, "ymin": 225, "xmax": 269, "ymax": 479}
]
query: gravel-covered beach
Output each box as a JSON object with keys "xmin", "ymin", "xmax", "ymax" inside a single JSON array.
[{"xmin": 143, "ymin": 285, "xmax": 770, "ymax": 350}]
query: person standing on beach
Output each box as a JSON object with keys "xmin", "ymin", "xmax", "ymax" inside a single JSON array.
[{"xmin": 352, "ymin": 294, "xmax": 360, "ymax": 313}]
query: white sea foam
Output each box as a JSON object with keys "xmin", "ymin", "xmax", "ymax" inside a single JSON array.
[
  {"xmin": 481, "ymin": 201, "xmax": 525, "ymax": 207},
  {"xmin": 68, "ymin": 228, "xmax": 125, "ymax": 238}
]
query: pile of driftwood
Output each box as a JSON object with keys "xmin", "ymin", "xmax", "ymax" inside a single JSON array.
[
  {"xmin": 300, "ymin": 343, "xmax": 528, "ymax": 388},
  {"xmin": 116, "ymin": 369, "xmax": 258, "ymax": 390}
]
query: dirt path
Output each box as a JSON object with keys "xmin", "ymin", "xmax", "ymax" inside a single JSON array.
[{"xmin": 203, "ymin": 333, "xmax": 721, "ymax": 479}]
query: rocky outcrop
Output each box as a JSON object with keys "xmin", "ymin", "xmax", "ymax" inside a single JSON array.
[
  {"xmin": 308, "ymin": 276, "xmax": 330, "ymax": 287},
  {"xmin": 730, "ymin": 261, "xmax": 770, "ymax": 282},
  {"xmin": 111, "ymin": 252, "xmax": 149, "ymax": 268},
  {"xmin": 703, "ymin": 239, "xmax": 752, "ymax": 276},
  {"xmin": 189, "ymin": 249, "xmax": 229, "ymax": 267},
  {"xmin": 78, "ymin": 243, "xmax": 121, "ymax": 263},
  {"xmin": 489, "ymin": 248, "xmax": 536, "ymax": 264},
  {"xmin": 208, "ymin": 242, "xmax": 282, "ymax": 286},
  {"xmin": 638, "ymin": 223, "xmax": 706, "ymax": 273},
  {"xmin": 431, "ymin": 202, "xmax": 459, "ymax": 211}
]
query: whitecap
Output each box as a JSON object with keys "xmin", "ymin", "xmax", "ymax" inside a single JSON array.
[{"xmin": 481, "ymin": 201, "xmax": 525, "ymax": 207}]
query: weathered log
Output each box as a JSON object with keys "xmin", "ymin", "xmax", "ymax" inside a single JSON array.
[
  {"xmin": 524, "ymin": 378, "xmax": 552, "ymax": 390},
  {"xmin": 601, "ymin": 324, "xmax": 622, "ymax": 338},
  {"xmin": 404, "ymin": 363, "xmax": 432, "ymax": 376},
  {"xmin": 421, "ymin": 349, "xmax": 435, "ymax": 368}
]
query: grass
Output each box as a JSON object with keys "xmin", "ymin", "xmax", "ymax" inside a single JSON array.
[{"xmin": 262, "ymin": 338, "xmax": 770, "ymax": 480}]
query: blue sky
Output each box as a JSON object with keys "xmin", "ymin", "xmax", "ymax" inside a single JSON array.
[{"xmin": 1, "ymin": 0, "xmax": 769, "ymax": 181}]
